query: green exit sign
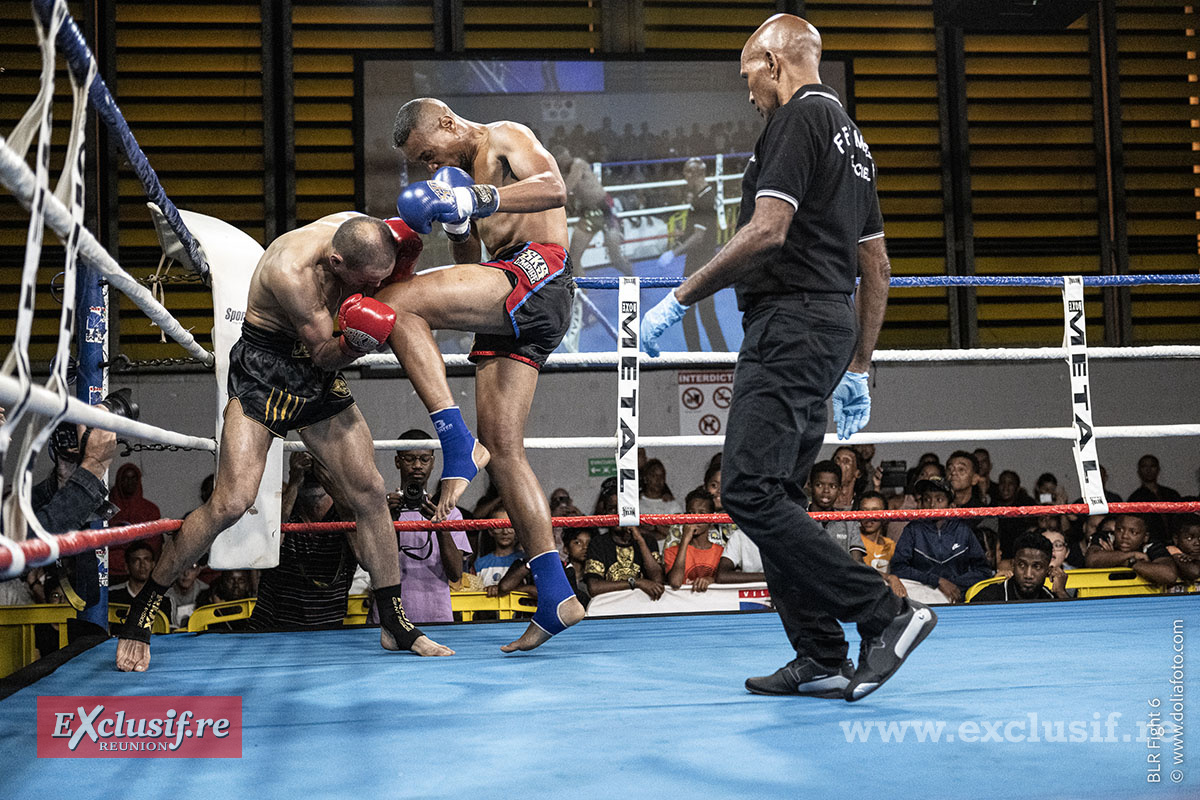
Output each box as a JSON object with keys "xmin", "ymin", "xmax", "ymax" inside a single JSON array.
[{"xmin": 588, "ymin": 457, "xmax": 617, "ymax": 477}]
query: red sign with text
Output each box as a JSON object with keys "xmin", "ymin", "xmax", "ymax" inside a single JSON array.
[{"xmin": 37, "ymin": 696, "xmax": 242, "ymax": 758}]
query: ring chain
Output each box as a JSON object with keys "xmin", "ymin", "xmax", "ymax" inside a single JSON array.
[{"xmin": 117, "ymin": 438, "xmax": 213, "ymax": 456}]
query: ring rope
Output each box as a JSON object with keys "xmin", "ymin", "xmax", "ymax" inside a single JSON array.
[
  {"xmin": 5, "ymin": 501, "xmax": 1197, "ymax": 578},
  {"xmin": 351, "ymin": 344, "xmax": 1200, "ymax": 370},
  {"xmin": 575, "ymin": 274, "xmax": 1200, "ymax": 290}
]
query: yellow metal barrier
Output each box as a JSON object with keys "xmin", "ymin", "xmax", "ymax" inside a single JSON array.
[
  {"xmin": 451, "ymin": 591, "xmax": 536, "ymax": 621},
  {"xmin": 0, "ymin": 604, "xmax": 75, "ymax": 678},
  {"xmin": 344, "ymin": 594, "xmax": 370, "ymax": 625},
  {"xmin": 186, "ymin": 599, "xmax": 255, "ymax": 632},
  {"xmin": 966, "ymin": 568, "xmax": 1200, "ymax": 603}
]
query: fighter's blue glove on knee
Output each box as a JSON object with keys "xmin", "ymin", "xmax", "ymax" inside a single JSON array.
[
  {"xmin": 832, "ymin": 370, "xmax": 871, "ymax": 440},
  {"xmin": 640, "ymin": 290, "xmax": 689, "ymax": 357}
]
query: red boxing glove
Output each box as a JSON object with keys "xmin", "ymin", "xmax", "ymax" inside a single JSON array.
[
  {"xmin": 338, "ymin": 293, "xmax": 396, "ymax": 355},
  {"xmin": 383, "ymin": 217, "xmax": 422, "ymax": 284}
]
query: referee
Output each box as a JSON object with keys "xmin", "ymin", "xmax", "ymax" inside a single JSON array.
[{"xmin": 641, "ymin": 13, "xmax": 936, "ymax": 701}]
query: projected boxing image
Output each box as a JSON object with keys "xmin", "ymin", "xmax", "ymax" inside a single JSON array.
[{"xmin": 359, "ymin": 57, "xmax": 848, "ymax": 354}]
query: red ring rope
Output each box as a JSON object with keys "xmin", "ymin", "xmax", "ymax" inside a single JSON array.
[{"xmin": 4, "ymin": 501, "xmax": 1197, "ymax": 573}]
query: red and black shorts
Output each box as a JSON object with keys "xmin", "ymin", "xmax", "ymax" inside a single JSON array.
[
  {"xmin": 469, "ymin": 242, "xmax": 575, "ymax": 370},
  {"xmin": 228, "ymin": 322, "xmax": 355, "ymax": 438}
]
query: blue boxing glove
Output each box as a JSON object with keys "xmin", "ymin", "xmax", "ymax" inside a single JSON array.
[
  {"xmin": 831, "ymin": 370, "xmax": 871, "ymax": 440},
  {"xmin": 396, "ymin": 173, "xmax": 500, "ymax": 235},
  {"xmin": 433, "ymin": 166, "xmax": 476, "ymax": 243},
  {"xmin": 640, "ymin": 290, "xmax": 689, "ymax": 357}
]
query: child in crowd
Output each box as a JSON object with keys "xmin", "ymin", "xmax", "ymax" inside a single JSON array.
[
  {"xmin": 663, "ymin": 490, "xmax": 724, "ymax": 592},
  {"xmin": 855, "ymin": 491, "xmax": 905, "ymax": 598},
  {"xmin": 474, "ymin": 514, "xmax": 525, "ymax": 588}
]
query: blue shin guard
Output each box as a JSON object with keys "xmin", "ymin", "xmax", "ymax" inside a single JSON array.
[
  {"xmin": 528, "ymin": 550, "xmax": 575, "ymax": 636},
  {"xmin": 431, "ymin": 406, "xmax": 479, "ymax": 483}
]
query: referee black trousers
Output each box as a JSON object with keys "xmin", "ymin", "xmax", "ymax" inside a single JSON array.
[{"xmin": 721, "ymin": 294, "xmax": 901, "ymax": 667}]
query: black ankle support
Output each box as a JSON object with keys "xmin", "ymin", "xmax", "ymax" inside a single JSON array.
[
  {"xmin": 375, "ymin": 584, "xmax": 425, "ymax": 650},
  {"xmin": 117, "ymin": 578, "xmax": 170, "ymax": 643}
]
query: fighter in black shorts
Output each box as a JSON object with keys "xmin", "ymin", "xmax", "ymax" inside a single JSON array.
[
  {"xmin": 377, "ymin": 97, "xmax": 587, "ymax": 653},
  {"xmin": 115, "ymin": 212, "xmax": 456, "ymax": 672}
]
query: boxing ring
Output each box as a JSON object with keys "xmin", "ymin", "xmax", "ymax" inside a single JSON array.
[{"xmin": 1, "ymin": 3, "xmax": 1198, "ymax": 797}]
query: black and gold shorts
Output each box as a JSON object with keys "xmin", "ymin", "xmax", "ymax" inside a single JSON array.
[{"xmin": 228, "ymin": 321, "xmax": 355, "ymax": 438}]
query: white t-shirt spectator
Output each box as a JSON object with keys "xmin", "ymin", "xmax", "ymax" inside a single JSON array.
[{"xmin": 721, "ymin": 528, "xmax": 763, "ymax": 574}]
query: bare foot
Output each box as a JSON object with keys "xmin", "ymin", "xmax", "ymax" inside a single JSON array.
[
  {"xmin": 500, "ymin": 596, "xmax": 586, "ymax": 653},
  {"xmin": 116, "ymin": 638, "xmax": 151, "ymax": 672},
  {"xmin": 380, "ymin": 628, "xmax": 455, "ymax": 656},
  {"xmin": 434, "ymin": 440, "xmax": 490, "ymax": 521}
]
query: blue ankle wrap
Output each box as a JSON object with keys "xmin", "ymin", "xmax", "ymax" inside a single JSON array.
[
  {"xmin": 529, "ymin": 550, "xmax": 574, "ymax": 636},
  {"xmin": 431, "ymin": 406, "xmax": 478, "ymax": 483}
]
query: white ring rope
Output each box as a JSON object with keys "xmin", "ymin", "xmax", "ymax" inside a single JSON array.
[
  {"xmin": 350, "ymin": 344, "xmax": 1200, "ymax": 371},
  {"xmin": 0, "ymin": 374, "xmax": 215, "ymax": 452},
  {"xmin": 0, "ymin": 139, "xmax": 215, "ymax": 366}
]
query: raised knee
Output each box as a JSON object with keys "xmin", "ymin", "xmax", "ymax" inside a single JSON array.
[{"xmin": 209, "ymin": 491, "xmax": 255, "ymax": 524}]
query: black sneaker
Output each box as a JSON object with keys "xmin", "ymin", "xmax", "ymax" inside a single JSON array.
[
  {"xmin": 745, "ymin": 657, "xmax": 854, "ymax": 698},
  {"xmin": 844, "ymin": 599, "xmax": 937, "ymax": 702}
]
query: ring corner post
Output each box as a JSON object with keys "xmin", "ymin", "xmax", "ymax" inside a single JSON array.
[{"xmin": 75, "ymin": 265, "xmax": 109, "ymax": 631}]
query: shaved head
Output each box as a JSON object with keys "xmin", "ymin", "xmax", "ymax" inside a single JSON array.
[
  {"xmin": 744, "ymin": 13, "xmax": 822, "ymax": 67},
  {"xmin": 392, "ymin": 97, "xmax": 452, "ymax": 149},
  {"xmin": 332, "ymin": 215, "xmax": 394, "ymax": 274}
]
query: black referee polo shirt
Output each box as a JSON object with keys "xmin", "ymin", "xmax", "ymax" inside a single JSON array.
[{"xmin": 734, "ymin": 84, "xmax": 884, "ymax": 312}]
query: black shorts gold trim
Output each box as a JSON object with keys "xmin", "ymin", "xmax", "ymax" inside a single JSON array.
[{"xmin": 228, "ymin": 322, "xmax": 355, "ymax": 438}]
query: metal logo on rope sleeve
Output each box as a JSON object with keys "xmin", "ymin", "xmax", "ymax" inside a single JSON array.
[
  {"xmin": 1062, "ymin": 276, "xmax": 1108, "ymax": 515},
  {"xmin": 617, "ymin": 278, "xmax": 640, "ymax": 527}
]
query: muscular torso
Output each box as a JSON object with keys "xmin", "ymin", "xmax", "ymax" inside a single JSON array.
[
  {"xmin": 470, "ymin": 124, "xmax": 569, "ymax": 255},
  {"xmin": 244, "ymin": 212, "xmax": 359, "ymax": 335}
]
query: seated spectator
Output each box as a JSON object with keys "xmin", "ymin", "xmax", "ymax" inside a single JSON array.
[
  {"xmin": 715, "ymin": 528, "xmax": 765, "ymax": 584},
  {"xmin": 197, "ymin": 569, "xmax": 254, "ymax": 607},
  {"xmin": 473, "ymin": 514, "xmax": 525, "ymax": 588},
  {"xmin": 1167, "ymin": 515, "xmax": 1200, "ymax": 585},
  {"xmin": 888, "ymin": 461, "xmax": 944, "ymax": 542},
  {"xmin": 584, "ymin": 513, "xmax": 664, "ymax": 601},
  {"xmin": 165, "ymin": 555, "xmax": 210, "ymax": 630},
  {"xmin": 1129, "ymin": 454, "xmax": 1182, "ymax": 543},
  {"xmin": 946, "ymin": 450, "xmax": 998, "ymax": 560},
  {"xmin": 1085, "ymin": 514, "xmax": 1179, "ymax": 586},
  {"xmin": 891, "ymin": 478, "xmax": 993, "ymax": 604},
  {"xmin": 640, "ymin": 458, "xmax": 682, "ymax": 542},
  {"xmin": 663, "ymin": 490, "xmax": 724, "ymax": 592},
  {"xmin": 973, "ymin": 447, "xmax": 998, "ymax": 501},
  {"xmin": 970, "ymin": 531, "xmax": 1068, "ymax": 602},
  {"xmin": 852, "ymin": 443, "xmax": 877, "ymax": 489},
  {"xmin": 808, "ymin": 460, "xmax": 865, "ymax": 559},
  {"xmin": 250, "ymin": 454, "xmax": 357, "ymax": 629},
  {"xmin": 992, "ymin": 469, "xmax": 1037, "ymax": 563},
  {"xmin": 110, "ymin": 541, "xmax": 172, "ymax": 627},
  {"xmin": 548, "ymin": 488, "xmax": 584, "ymax": 555},
  {"xmin": 492, "ymin": 527, "xmax": 595, "ymax": 607},
  {"xmin": 854, "ymin": 491, "xmax": 906, "ymax": 598},
  {"xmin": 34, "ymin": 574, "xmax": 69, "ymax": 658}
]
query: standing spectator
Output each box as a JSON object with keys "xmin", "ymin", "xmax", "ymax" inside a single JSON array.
[
  {"xmin": 110, "ymin": 541, "xmax": 172, "ymax": 627},
  {"xmin": 832, "ymin": 445, "xmax": 862, "ymax": 508},
  {"xmin": 1084, "ymin": 514, "xmax": 1179, "ymax": 586},
  {"xmin": 250, "ymin": 453, "xmax": 358, "ymax": 629},
  {"xmin": 164, "ymin": 556, "xmax": 210, "ymax": 630},
  {"xmin": 659, "ymin": 158, "xmax": 727, "ymax": 352},
  {"xmin": 110, "ymin": 463, "xmax": 161, "ymax": 525},
  {"xmin": 664, "ymin": 490, "xmax": 725, "ymax": 591},
  {"xmin": 473, "ymin": 514, "xmax": 525, "ymax": 588},
  {"xmin": 1128, "ymin": 454, "xmax": 1182, "ymax": 543},
  {"xmin": 970, "ymin": 532, "xmax": 1068, "ymax": 602},
  {"xmin": 373, "ymin": 431, "xmax": 471, "ymax": 625},
  {"xmin": 891, "ymin": 478, "xmax": 993, "ymax": 604}
]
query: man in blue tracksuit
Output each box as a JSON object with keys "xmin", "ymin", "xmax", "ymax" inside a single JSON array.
[{"xmin": 891, "ymin": 478, "xmax": 994, "ymax": 604}]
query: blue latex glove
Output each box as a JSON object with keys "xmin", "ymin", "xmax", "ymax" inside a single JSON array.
[
  {"xmin": 640, "ymin": 291, "xmax": 689, "ymax": 357},
  {"xmin": 831, "ymin": 370, "xmax": 871, "ymax": 439}
]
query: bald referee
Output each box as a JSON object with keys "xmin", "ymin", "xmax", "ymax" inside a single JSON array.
[{"xmin": 641, "ymin": 14, "xmax": 936, "ymax": 701}]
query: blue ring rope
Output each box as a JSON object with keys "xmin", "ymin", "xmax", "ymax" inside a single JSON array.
[
  {"xmin": 575, "ymin": 274, "xmax": 1200, "ymax": 290},
  {"xmin": 34, "ymin": 0, "xmax": 209, "ymax": 279}
]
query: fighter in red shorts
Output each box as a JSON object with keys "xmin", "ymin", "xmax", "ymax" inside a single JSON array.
[{"xmin": 379, "ymin": 97, "xmax": 585, "ymax": 651}]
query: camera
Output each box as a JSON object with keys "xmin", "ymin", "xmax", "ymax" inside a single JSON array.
[
  {"xmin": 880, "ymin": 460, "xmax": 907, "ymax": 492},
  {"xmin": 397, "ymin": 480, "xmax": 428, "ymax": 512},
  {"xmin": 51, "ymin": 387, "xmax": 139, "ymax": 465}
]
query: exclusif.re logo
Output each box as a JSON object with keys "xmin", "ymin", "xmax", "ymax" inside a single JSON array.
[{"xmin": 37, "ymin": 696, "xmax": 242, "ymax": 758}]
